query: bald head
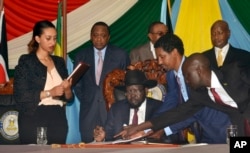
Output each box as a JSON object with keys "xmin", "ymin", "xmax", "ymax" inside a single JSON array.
[
  {"xmin": 182, "ymin": 53, "xmax": 211, "ymax": 89},
  {"xmin": 211, "ymin": 20, "xmax": 230, "ymax": 48},
  {"xmin": 184, "ymin": 53, "xmax": 210, "ymax": 69}
]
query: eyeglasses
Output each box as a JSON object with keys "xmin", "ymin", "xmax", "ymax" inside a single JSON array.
[{"xmin": 150, "ymin": 31, "xmax": 167, "ymax": 36}]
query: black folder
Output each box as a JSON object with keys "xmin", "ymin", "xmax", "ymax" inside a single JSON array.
[{"xmin": 67, "ymin": 62, "xmax": 90, "ymax": 86}]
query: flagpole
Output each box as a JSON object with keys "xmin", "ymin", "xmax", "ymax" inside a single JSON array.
[
  {"xmin": 62, "ymin": 0, "xmax": 67, "ymax": 62},
  {"xmin": 0, "ymin": 0, "xmax": 3, "ymax": 15}
]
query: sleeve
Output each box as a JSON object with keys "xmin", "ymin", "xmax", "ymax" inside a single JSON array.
[
  {"xmin": 150, "ymin": 97, "xmax": 204, "ymax": 132},
  {"xmin": 13, "ymin": 55, "xmax": 42, "ymax": 110},
  {"xmin": 153, "ymin": 71, "xmax": 179, "ymax": 117}
]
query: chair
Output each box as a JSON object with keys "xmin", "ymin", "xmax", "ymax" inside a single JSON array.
[{"xmin": 103, "ymin": 59, "xmax": 167, "ymax": 111}]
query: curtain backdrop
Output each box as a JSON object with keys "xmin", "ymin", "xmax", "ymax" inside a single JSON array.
[{"xmin": 3, "ymin": 0, "xmax": 250, "ymax": 69}]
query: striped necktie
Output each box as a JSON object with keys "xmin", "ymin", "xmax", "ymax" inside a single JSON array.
[{"xmin": 96, "ymin": 51, "xmax": 103, "ymax": 85}]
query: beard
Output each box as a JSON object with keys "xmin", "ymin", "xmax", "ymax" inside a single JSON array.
[{"xmin": 128, "ymin": 100, "xmax": 144, "ymax": 108}]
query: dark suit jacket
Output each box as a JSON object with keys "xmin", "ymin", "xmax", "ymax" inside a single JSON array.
[
  {"xmin": 203, "ymin": 45, "xmax": 250, "ymax": 69},
  {"xmin": 74, "ymin": 44, "xmax": 130, "ymax": 143},
  {"xmin": 150, "ymin": 62, "xmax": 250, "ymax": 137},
  {"xmin": 130, "ymin": 42, "xmax": 154, "ymax": 64},
  {"xmin": 156, "ymin": 71, "xmax": 231, "ymax": 143},
  {"xmin": 14, "ymin": 53, "xmax": 69, "ymax": 114},
  {"xmin": 104, "ymin": 98, "xmax": 161, "ymax": 141}
]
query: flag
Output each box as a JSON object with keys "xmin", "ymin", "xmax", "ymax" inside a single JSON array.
[
  {"xmin": 166, "ymin": 0, "xmax": 173, "ymax": 33},
  {"xmin": 54, "ymin": 1, "xmax": 63, "ymax": 57},
  {"xmin": 160, "ymin": 0, "xmax": 173, "ymax": 33},
  {"xmin": 0, "ymin": 9, "xmax": 9, "ymax": 82},
  {"xmin": 66, "ymin": 55, "xmax": 81, "ymax": 144}
]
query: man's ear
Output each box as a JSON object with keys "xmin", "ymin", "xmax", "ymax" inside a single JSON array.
[{"xmin": 197, "ymin": 65, "xmax": 202, "ymax": 76}]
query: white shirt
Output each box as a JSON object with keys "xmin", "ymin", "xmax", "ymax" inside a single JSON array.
[
  {"xmin": 207, "ymin": 71, "xmax": 238, "ymax": 108},
  {"xmin": 129, "ymin": 99, "xmax": 146, "ymax": 125},
  {"xmin": 150, "ymin": 42, "xmax": 156, "ymax": 59}
]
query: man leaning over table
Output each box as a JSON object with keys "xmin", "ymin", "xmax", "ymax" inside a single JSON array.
[{"xmin": 115, "ymin": 53, "xmax": 250, "ymax": 140}]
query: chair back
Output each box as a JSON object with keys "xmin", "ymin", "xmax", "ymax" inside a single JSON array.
[{"xmin": 103, "ymin": 59, "xmax": 167, "ymax": 111}]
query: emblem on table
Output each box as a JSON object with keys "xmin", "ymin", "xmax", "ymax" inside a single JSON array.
[
  {"xmin": 229, "ymin": 137, "xmax": 250, "ymax": 153},
  {"xmin": 0, "ymin": 110, "xmax": 19, "ymax": 140}
]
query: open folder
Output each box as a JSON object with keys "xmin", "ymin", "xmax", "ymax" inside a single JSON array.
[{"xmin": 67, "ymin": 62, "xmax": 90, "ymax": 86}]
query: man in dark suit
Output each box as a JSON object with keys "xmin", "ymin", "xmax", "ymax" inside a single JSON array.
[
  {"xmin": 74, "ymin": 21, "xmax": 130, "ymax": 143},
  {"xmin": 115, "ymin": 53, "xmax": 250, "ymax": 139},
  {"xmin": 152, "ymin": 33, "xmax": 231, "ymax": 144},
  {"xmin": 203, "ymin": 20, "xmax": 250, "ymax": 69},
  {"xmin": 93, "ymin": 70, "xmax": 161, "ymax": 142},
  {"xmin": 129, "ymin": 21, "xmax": 168, "ymax": 64}
]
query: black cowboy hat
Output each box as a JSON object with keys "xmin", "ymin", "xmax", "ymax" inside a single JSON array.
[{"xmin": 115, "ymin": 69, "xmax": 157, "ymax": 92}]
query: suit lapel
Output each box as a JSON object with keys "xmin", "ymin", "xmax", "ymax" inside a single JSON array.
[
  {"xmin": 89, "ymin": 48, "xmax": 97, "ymax": 84},
  {"xmin": 223, "ymin": 45, "xmax": 235, "ymax": 65},
  {"xmin": 144, "ymin": 42, "xmax": 154, "ymax": 59}
]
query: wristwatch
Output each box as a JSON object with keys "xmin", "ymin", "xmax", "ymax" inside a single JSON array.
[{"xmin": 45, "ymin": 91, "xmax": 51, "ymax": 97}]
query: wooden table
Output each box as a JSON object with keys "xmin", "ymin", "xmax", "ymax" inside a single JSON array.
[{"xmin": 0, "ymin": 144, "xmax": 229, "ymax": 153}]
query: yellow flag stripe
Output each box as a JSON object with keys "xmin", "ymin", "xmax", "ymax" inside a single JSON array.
[{"xmin": 175, "ymin": 0, "xmax": 222, "ymax": 56}]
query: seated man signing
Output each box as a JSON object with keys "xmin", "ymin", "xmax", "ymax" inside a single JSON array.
[{"xmin": 93, "ymin": 69, "xmax": 162, "ymax": 142}]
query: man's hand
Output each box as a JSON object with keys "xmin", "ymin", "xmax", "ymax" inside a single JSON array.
[
  {"xmin": 93, "ymin": 126, "xmax": 105, "ymax": 142},
  {"xmin": 114, "ymin": 124, "xmax": 139, "ymax": 139},
  {"xmin": 114, "ymin": 121, "xmax": 153, "ymax": 139},
  {"xmin": 147, "ymin": 129, "xmax": 164, "ymax": 140}
]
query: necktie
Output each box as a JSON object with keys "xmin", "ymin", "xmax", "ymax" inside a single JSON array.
[
  {"xmin": 96, "ymin": 51, "xmax": 103, "ymax": 85},
  {"xmin": 132, "ymin": 108, "xmax": 138, "ymax": 125},
  {"xmin": 217, "ymin": 50, "xmax": 223, "ymax": 67},
  {"xmin": 176, "ymin": 76, "xmax": 183, "ymax": 104},
  {"xmin": 176, "ymin": 76, "xmax": 188, "ymax": 143},
  {"xmin": 210, "ymin": 88, "xmax": 250, "ymax": 136},
  {"xmin": 210, "ymin": 88, "xmax": 225, "ymax": 106}
]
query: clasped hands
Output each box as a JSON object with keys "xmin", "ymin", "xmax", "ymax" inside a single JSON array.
[{"xmin": 50, "ymin": 78, "xmax": 72, "ymax": 98}]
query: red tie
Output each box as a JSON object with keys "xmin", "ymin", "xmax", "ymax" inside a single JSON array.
[
  {"xmin": 210, "ymin": 88, "xmax": 227, "ymax": 106},
  {"xmin": 210, "ymin": 88, "xmax": 250, "ymax": 136},
  {"xmin": 132, "ymin": 108, "xmax": 138, "ymax": 125}
]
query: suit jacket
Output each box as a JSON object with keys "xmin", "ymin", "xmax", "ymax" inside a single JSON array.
[
  {"xmin": 74, "ymin": 44, "xmax": 130, "ymax": 143},
  {"xmin": 104, "ymin": 98, "xmax": 161, "ymax": 141},
  {"xmin": 156, "ymin": 71, "xmax": 231, "ymax": 143},
  {"xmin": 150, "ymin": 62, "xmax": 250, "ymax": 137},
  {"xmin": 14, "ymin": 53, "xmax": 69, "ymax": 114},
  {"xmin": 203, "ymin": 45, "xmax": 250, "ymax": 69},
  {"xmin": 130, "ymin": 42, "xmax": 154, "ymax": 64}
]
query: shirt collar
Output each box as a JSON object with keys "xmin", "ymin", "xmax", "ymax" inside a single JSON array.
[
  {"xmin": 214, "ymin": 43, "xmax": 229, "ymax": 54},
  {"xmin": 94, "ymin": 46, "xmax": 107, "ymax": 56},
  {"xmin": 209, "ymin": 71, "xmax": 221, "ymax": 89},
  {"xmin": 174, "ymin": 56, "xmax": 185, "ymax": 77}
]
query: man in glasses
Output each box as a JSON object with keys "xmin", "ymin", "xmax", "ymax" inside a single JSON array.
[{"xmin": 130, "ymin": 21, "xmax": 168, "ymax": 64}]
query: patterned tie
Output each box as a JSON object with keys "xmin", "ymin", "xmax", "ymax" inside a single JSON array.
[
  {"xmin": 176, "ymin": 76, "xmax": 183, "ymax": 104},
  {"xmin": 217, "ymin": 49, "xmax": 223, "ymax": 67},
  {"xmin": 132, "ymin": 108, "xmax": 138, "ymax": 125},
  {"xmin": 96, "ymin": 51, "xmax": 103, "ymax": 85},
  {"xmin": 176, "ymin": 76, "xmax": 188, "ymax": 143}
]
